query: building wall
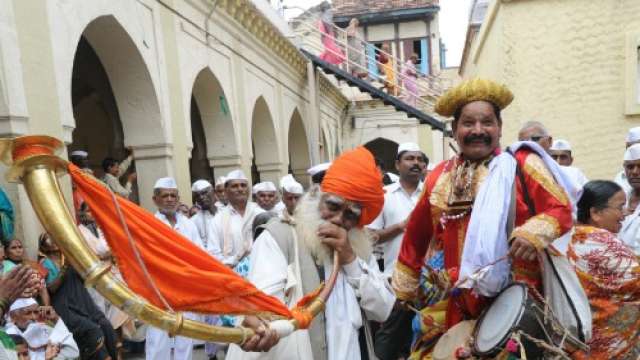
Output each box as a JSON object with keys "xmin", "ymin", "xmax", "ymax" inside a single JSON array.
[
  {"xmin": 461, "ymin": 0, "xmax": 640, "ymax": 179},
  {"xmin": 0, "ymin": 0, "xmax": 347, "ymax": 255}
]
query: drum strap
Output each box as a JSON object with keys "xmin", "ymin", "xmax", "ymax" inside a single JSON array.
[{"xmin": 508, "ymin": 150, "xmax": 586, "ymax": 343}]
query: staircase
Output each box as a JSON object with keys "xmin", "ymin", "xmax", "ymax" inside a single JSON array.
[{"xmin": 290, "ymin": 15, "xmax": 450, "ymax": 134}]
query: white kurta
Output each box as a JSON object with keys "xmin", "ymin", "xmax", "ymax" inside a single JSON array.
[
  {"xmin": 272, "ymin": 201, "xmax": 286, "ymax": 213},
  {"xmin": 190, "ymin": 210, "xmax": 222, "ymax": 255},
  {"xmin": 209, "ymin": 202, "xmax": 264, "ymax": 266},
  {"xmin": 5, "ymin": 319, "xmax": 79, "ymax": 360},
  {"xmin": 146, "ymin": 212, "xmax": 204, "ymax": 360},
  {"xmin": 227, "ymin": 229, "xmax": 395, "ymax": 360},
  {"xmin": 614, "ymin": 170, "xmax": 632, "ymax": 195},
  {"xmin": 367, "ymin": 181, "xmax": 423, "ymax": 278},
  {"xmin": 226, "ymin": 227, "xmax": 313, "ymax": 360},
  {"xmin": 618, "ymin": 204, "xmax": 640, "ymax": 256}
]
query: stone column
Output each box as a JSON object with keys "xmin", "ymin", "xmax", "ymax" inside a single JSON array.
[
  {"xmin": 209, "ymin": 154, "xmax": 243, "ymax": 179},
  {"xmin": 132, "ymin": 144, "xmax": 174, "ymax": 211},
  {"xmin": 256, "ymin": 162, "xmax": 285, "ymax": 184},
  {"xmin": 291, "ymin": 167, "xmax": 310, "ymax": 188}
]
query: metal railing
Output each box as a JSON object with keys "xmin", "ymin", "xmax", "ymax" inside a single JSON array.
[{"xmin": 290, "ymin": 15, "xmax": 448, "ymax": 112}]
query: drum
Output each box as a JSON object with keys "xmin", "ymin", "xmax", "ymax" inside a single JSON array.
[
  {"xmin": 433, "ymin": 320, "xmax": 476, "ymax": 360},
  {"xmin": 472, "ymin": 283, "xmax": 586, "ymax": 358}
]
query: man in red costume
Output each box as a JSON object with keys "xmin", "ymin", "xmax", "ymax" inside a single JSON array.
[{"xmin": 391, "ymin": 78, "xmax": 574, "ymax": 357}]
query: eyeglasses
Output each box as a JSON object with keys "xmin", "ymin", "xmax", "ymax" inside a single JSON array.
[
  {"xmin": 323, "ymin": 195, "xmax": 362, "ymax": 223},
  {"xmin": 529, "ymin": 135, "xmax": 549, "ymax": 142}
]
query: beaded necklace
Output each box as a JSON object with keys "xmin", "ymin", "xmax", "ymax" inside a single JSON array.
[{"xmin": 439, "ymin": 156, "xmax": 492, "ymax": 228}]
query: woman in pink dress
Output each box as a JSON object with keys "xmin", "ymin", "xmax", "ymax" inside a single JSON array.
[
  {"xmin": 402, "ymin": 53, "xmax": 419, "ymax": 107},
  {"xmin": 318, "ymin": 6, "xmax": 344, "ymax": 65}
]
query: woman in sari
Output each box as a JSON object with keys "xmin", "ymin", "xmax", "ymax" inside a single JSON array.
[
  {"xmin": 3, "ymin": 238, "xmax": 50, "ymax": 306},
  {"xmin": 571, "ymin": 180, "xmax": 640, "ymax": 359},
  {"xmin": 39, "ymin": 232, "xmax": 118, "ymax": 360},
  {"xmin": 377, "ymin": 43, "xmax": 397, "ymax": 96}
]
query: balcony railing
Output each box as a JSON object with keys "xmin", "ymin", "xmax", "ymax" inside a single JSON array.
[{"xmin": 290, "ymin": 14, "xmax": 450, "ymax": 112}]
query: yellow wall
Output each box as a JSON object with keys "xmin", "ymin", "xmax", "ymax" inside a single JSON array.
[{"xmin": 462, "ymin": 0, "xmax": 640, "ymax": 179}]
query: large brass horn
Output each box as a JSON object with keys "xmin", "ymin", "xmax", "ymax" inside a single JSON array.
[{"xmin": 0, "ymin": 135, "xmax": 338, "ymax": 343}]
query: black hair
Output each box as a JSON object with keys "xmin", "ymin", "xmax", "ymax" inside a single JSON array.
[
  {"xmin": 101, "ymin": 157, "xmax": 118, "ymax": 172},
  {"xmin": 577, "ymin": 180, "xmax": 623, "ymax": 224},
  {"xmin": 69, "ymin": 155, "xmax": 85, "ymax": 167},
  {"xmin": 311, "ymin": 170, "xmax": 327, "ymax": 185},
  {"xmin": 9, "ymin": 334, "xmax": 26, "ymax": 346},
  {"xmin": 374, "ymin": 157, "xmax": 384, "ymax": 169},
  {"xmin": 382, "ymin": 173, "xmax": 393, "ymax": 186},
  {"xmin": 452, "ymin": 102, "xmax": 502, "ymax": 129},
  {"xmin": 252, "ymin": 211, "xmax": 277, "ymax": 241}
]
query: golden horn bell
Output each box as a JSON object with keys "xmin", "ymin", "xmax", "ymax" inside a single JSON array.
[{"xmin": 0, "ymin": 135, "xmax": 332, "ymax": 344}]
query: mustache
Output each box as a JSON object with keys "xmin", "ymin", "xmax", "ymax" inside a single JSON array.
[
  {"xmin": 463, "ymin": 133, "xmax": 492, "ymax": 145},
  {"xmin": 409, "ymin": 165, "xmax": 422, "ymax": 172}
]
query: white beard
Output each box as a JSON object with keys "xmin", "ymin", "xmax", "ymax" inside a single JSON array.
[{"xmin": 293, "ymin": 188, "xmax": 373, "ymax": 264}]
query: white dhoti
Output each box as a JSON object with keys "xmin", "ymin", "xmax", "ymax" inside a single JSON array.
[{"xmin": 145, "ymin": 312, "xmax": 198, "ymax": 360}]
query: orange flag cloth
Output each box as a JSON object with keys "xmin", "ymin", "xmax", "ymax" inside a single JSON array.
[
  {"xmin": 321, "ymin": 146, "xmax": 384, "ymax": 227},
  {"xmin": 68, "ymin": 164, "xmax": 291, "ymax": 318}
]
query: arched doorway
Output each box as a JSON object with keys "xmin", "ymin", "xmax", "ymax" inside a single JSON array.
[
  {"xmin": 251, "ymin": 97, "xmax": 279, "ymax": 184},
  {"xmin": 190, "ymin": 68, "xmax": 237, "ymax": 184},
  {"xmin": 70, "ymin": 36, "xmax": 125, "ymax": 174},
  {"xmin": 69, "ymin": 15, "xmax": 165, "ymax": 209},
  {"xmin": 364, "ymin": 137, "xmax": 399, "ymax": 174},
  {"xmin": 288, "ymin": 109, "xmax": 311, "ymax": 186}
]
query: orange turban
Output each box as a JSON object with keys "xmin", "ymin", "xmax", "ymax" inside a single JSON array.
[{"xmin": 321, "ymin": 146, "xmax": 384, "ymax": 226}]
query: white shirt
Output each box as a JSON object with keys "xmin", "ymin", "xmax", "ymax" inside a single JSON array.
[
  {"xmin": 214, "ymin": 201, "xmax": 226, "ymax": 210},
  {"xmin": 5, "ymin": 320, "xmax": 79, "ymax": 360},
  {"xmin": 615, "ymin": 170, "xmax": 632, "ymax": 195},
  {"xmin": 190, "ymin": 210, "xmax": 223, "ymax": 256},
  {"xmin": 209, "ymin": 202, "xmax": 264, "ymax": 266},
  {"xmin": 273, "ymin": 201, "xmax": 286, "ymax": 213},
  {"xmin": 367, "ymin": 181, "xmax": 424, "ymax": 278},
  {"xmin": 227, "ymin": 228, "xmax": 394, "ymax": 360},
  {"xmin": 154, "ymin": 211, "xmax": 204, "ymax": 250},
  {"xmin": 150, "ymin": 211, "xmax": 201, "ymax": 360}
]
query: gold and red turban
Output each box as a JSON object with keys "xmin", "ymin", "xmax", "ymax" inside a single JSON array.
[
  {"xmin": 321, "ymin": 146, "xmax": 384, "ymax": 226},
  {"xmin": 434, "ymin": 78, "xmax": 514, "ymax": 117}
]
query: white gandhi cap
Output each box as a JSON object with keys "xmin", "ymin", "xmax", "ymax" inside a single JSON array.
[
  {"xmin": 154, "ymin": 177, "xmax": 178, "ymax": 190},
  {"xmin": 9, "ymin": 297, "xmax": 38, "ymax": 313},
  {"xmin": 253, "ymin": 181, "xmax": 277, "ymax": 194},
  {"xmin": 550, "ymin": 139, "xmax": 572, "ymax": 152},
  {"xmin": 280, "ymin": 174, "xmax": 304, "ymax": 195},
  {"xmin": 627, "ymin": 127, "xmax": 640, "ymax": 143},
  {"xmin": 191, "ymin": 179, "xmax": 212, "ymax": 192},
  {"xmin": 225, "ymin": 170, "xmax": 248, "ymax": 184},
  {"xmin": 70, "ymin": 150, "xmax": 88, "ymax": 157},
  {"xmin": 397, "ymin": 142, "xmax": 421, "ymax": 154},
  {"xmin": 624, "ymin": 143, "xmax": 640, "ymax": 161},
  {"xmin": 307, "ymin": 162, "xmax": 331, "ymax": 176}
]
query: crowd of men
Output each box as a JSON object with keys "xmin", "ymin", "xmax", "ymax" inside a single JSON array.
[{"xmin": 1, "ymin": 77, "xmax": 639, "ymax": 360}]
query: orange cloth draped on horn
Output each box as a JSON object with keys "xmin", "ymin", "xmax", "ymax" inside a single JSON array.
[
  {"xmin": 321, "ymin": 146, "xmax": 384, "ymax": 226},
  {"xmin": 68, "ymin": 164, "xmax": 292, "ymax": 318}
]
